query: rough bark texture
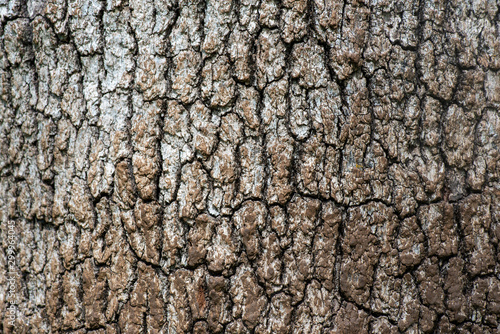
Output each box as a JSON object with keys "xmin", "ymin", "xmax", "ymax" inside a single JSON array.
[{"xmin": 0, "ymin": 0, "xmax": 500, "ymax": 332}]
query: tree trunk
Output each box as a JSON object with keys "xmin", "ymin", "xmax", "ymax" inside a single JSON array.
[{"xmin": 1, "ymin": 0, "xmax": 500, "ymax": 332}]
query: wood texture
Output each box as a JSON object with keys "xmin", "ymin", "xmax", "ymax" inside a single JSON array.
[{"xmin": 0, "ymin": 0, "xmax": 500, "ymax": 332}]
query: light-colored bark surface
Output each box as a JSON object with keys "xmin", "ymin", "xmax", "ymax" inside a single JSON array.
[{"xmin": 0, "ymin": 0, "xmax": 500, "ymax": 332}]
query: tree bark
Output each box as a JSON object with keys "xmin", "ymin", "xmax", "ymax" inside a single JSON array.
[{"xmin": 1, "ymin": 0, "xmax": 500, "ymax": 332}]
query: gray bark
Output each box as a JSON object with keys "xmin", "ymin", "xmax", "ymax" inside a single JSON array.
[{"xmin": 0, "ymin": 0, "xmax": 500, "ymax": 332}]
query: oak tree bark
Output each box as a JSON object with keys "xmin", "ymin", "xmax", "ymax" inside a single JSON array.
[{"xmin": 1, "ymin": 0, "xmax": 500, "ymax": 332}]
